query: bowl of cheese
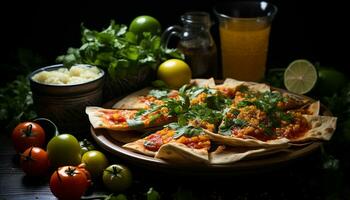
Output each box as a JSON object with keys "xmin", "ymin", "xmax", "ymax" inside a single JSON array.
[{"xmin": 29, "ymin": 64, "xmax": 105, "ymax": 135}]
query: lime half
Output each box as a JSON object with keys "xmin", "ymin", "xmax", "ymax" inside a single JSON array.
[{"xmin": 284, "ymin": 59, "xmax": 318, "ymax": 94}]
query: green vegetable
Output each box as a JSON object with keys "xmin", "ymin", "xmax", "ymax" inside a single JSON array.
[
  {"xmin": 165, "ymin": 122, "xmax": 203, "ymax": 139},
  {"xmin": 147, "ymin": 187, "xmax": 161, "ymax": 200},
  {"xmin": 57, "ymin": 20, "xmax": 183, "ymax": 82},
  {"xmin": 183, "ymin": 104, "xmax": 223, "ymax": 126},
  {"xmin": 127, "ymin": 119, "xmax": 145, "ymax": 129},
  {"xmin": 0, "ymin": 75, "xmax": 37, "ymax": 132},
  {"xmin": 219, "ymin": 118, "xmax": 248, "ymax": 136}
]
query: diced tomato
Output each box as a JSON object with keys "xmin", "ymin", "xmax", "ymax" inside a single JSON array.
[
  {"xmin": 144, "ymin": 134, "xmax": 163, "ymax": 151},
  {"xmin": 168, "ymin": 90, "xmax": 179, "ymax": 98},
  {"xmin": 177, "ymin": 136, "xmax": 210, "ymax": 149}
]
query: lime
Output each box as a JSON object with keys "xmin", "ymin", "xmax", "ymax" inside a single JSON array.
[
  {"xmin": 157, "ymin": 59, "xmax": 192, "ymax": 89},
  {"xmin": 129, "ymin": 15, "xmax": 161, "ymax": 36},
  {"xmin": 284, "ymin": 59, "xmax": 318, "ymax": 94},
  {"xmin": 315, "ymin": 67, "xmax": 347, "ymax": 96}
]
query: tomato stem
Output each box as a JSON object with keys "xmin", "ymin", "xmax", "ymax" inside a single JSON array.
[
  {"xmin": 112, "ymin": 166, "xmax": 121, "ymax": 175},
  {"xmin": 65, "ymin": 167, "xmax": 78, "ymax": 176},
  {"xmin": 24, "ymin": 124, "xmax": 33, "ymax": 137},
  {"xmin": 20, "ymin": 147, "xmax": 36, "ymax": 161}
]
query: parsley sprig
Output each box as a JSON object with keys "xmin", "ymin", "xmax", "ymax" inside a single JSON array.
[
  {"xmin": 57, "ymin": 20, "xmax": 184, "ymax": 80},
  {"xmin": 166, "ymin": 122, "xmax": 203, "ymax": 139}
]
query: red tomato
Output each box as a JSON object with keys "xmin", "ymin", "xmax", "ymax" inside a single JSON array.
[
  {"xmin": 20, "ymin": 147, "xmax": 50, "ymax": 177},
  {"xmin": 49, "ymin": 164, "xmax": 91, "ymax": 200},
  {"xmin": 12, "ymin": 122, "xmax": 46, "ymax": 152}
]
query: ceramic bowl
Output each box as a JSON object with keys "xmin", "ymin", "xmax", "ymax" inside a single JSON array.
[{"xmin": 29, "ymin": 64, "xmax": 105, "ymax": 135}]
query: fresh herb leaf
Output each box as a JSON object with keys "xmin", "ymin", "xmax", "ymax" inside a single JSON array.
[
  {"xmin": 151, "ymin": 80, "xmax": 168, "ymax": 89},
  {"xmin": 237, "ymin": 100, "xmax": 253, "ymax": 108},
  {"xmin": 184, "ymin": 104, "xmax": 223, "ymax": 126},
  {"xmin": 57, "ymin": 20, "xmax": 183, "ymax": 80},
  {"xmin": 149, "ymin": 113, "xmax": 162, "ymax": 125},
  {"xmin": 219, "ymin": 118, "xmax": 248, "ymax": 136},
  {"xmin": 165, "ymin": 123, "xmax": 203, "ymax": 139},
  {"xmin": 127, "ymin": 119, "xmax": 144, "ymax": 128},
  {"xmin": 279, "ymin": 112, "xmax": 293, "ymax": 123},
  {"xmin": 206, "ymin": 95, "xmax": 231, "ymax": 111},
  {"xmin": 147, "ymin": 187, "xmax": 161, "ymax": 200},
  {"xmin": 0, "ymin": 75, "xmax": 37, "ymax": 132},
  {"xmin": 259, "ymin": 123, "xmax": 274, "ymax": 136}
]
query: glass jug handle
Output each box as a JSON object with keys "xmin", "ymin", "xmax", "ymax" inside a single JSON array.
[{"xmin": 160, "ymin": 25, "xmax": 183, "ymax": 50}]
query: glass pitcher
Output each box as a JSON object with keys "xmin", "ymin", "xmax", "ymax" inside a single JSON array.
[{"xmin": 161, "ymin": 12, "xmax": 218, "ymax": 78}]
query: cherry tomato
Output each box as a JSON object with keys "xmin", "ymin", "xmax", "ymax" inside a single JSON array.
[
  {"xmin": 81, "ymin": 150, "xmax": 109, "ymax": 180},
  {"xmin": 12, "ymin": 122, "xmax": 46, "ymax": 152},
  {"xmin": 20, "ymin": 147, "xmax": 50, "ymax": 177},
  {"xmin": 102, "ymin": 164, "xmax": 132, "ymax": 192},
  {"xmin": 49, "ymin": 164, "xmax": 91, "ymax": 200},
  {"xmin": 79, "ymin": 139, "xmax": 95, "ymax": 156},
  {"xmin": 47, "ymin": 134, "xmax": 81, "ymax": 168}
]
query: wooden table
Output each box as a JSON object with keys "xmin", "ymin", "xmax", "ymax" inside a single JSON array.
[{"xmin": 0, "ymin": 131, "xmax": 347, "ymax": 200}]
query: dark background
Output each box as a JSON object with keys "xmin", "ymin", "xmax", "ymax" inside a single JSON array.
[
  {"xmin": 0, "ymin": 1, "xmax": 349, "ymax": 199},
  {"xmin": 1, "ymin": 0, "xmax": 348, "ymax": 85}
]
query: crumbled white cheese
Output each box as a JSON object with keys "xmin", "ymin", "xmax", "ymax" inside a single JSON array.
[{"xmin": 32, "ymin": 65, "xmax": 103, "ymax": 85}]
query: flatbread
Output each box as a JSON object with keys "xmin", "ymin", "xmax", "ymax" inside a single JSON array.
[
  {"xmin": 86, "ymin": 106, "xmax": 137, "ymax": 131},
  {"xmin": 85, "ymin": 106, "xmax": 175, "ymax": 131},
  {"xmin": 290, "ymin": 115, "xmax": 337, "ymax": 142},
  {"xmin": 204, "ymin": 129, "xmax": 291, "ymax": 148},
  {"xmin": 112, "ymin": 87, "xmax": 153, "ymax": 109},
  {"xmin": 122, "ymin": 139, "xmax": 156, "ymax": 157},
  {"xmin": 204, "ymin": 115, "xmax": 337, "ymax": 147},
  {"xmin": 156, "ymin": 143, "xmax": 209, "ymax": 163},
  {"xmin": 87, "ymin": 78, "xmax": 337, "ymax": 165},
  {"xmin": 191, "ymin": 78, "xmax": 216, "ymax": 88},
  {"xmin": 221, "ymin": 78, "xmax": 271, "ymax": 93},
  {"xmin": 209, "ymin": 145, "xmax": 291, "ymax": 164},
  {"xmin": 307, "ymin": 101, "xmax": 320, "ymax": 116}
]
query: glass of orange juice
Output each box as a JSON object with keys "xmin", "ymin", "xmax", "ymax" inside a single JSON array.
[{"xmin": 214, "ymin": 1, "xmax": 277, "ymax": 82}]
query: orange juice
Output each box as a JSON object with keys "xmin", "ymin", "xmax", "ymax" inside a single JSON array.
[{"xmin": 219, "ymin": 20, "xmax": 271, "ymax": 81}]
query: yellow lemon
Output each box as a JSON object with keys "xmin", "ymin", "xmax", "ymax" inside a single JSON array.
[{"xmin": 157, "ymin": 59, "xmax": 192, "ymax": 89}]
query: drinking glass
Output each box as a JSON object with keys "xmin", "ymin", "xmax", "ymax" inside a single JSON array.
[{"xmin": 214, "ymin": 1, "xmax": 277, "ymax": 82}]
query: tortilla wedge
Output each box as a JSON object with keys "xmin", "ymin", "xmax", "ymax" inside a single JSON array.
[
  {"xmin": 290, "ymin": 115, "xmax": 337, "ymax": 143},
  {"xmin": 122, "ymin": 139, "xmax": 156, "ymax": 157},
  {"xmin": 209, "ymin": 145, "xmax": 291, "ymax": 164},
  {"xmin": 221, "ymin": 78, "xmax": 271, "ymax": 93},
  {"xmin": 204, "ymin": 115, "xmax": 337, "ymax": 147},
  {"xmin": 307, "ymin": 101, "xmax": 321, "ymax": 116},
  {"xmin": 191, "ymin": 78, "xmax": 216, "ymax": 88},
  {"xmin": 85, "ymin": 106, "xmax": 175, "ymax": 131},
  {"xmin": 86, "ymin": 106, "xmax": 137, "ymax": 131},
  {"xmin": 112, "ymin": 87, "xmax": 153, "ymax": 109},
  {"xmin": 204, "ymin": 129, "xmax": 291, "ymax": 148},
  {"xmin": 155, "ymin": 143, "xmax": 209, "ymax": 163}
]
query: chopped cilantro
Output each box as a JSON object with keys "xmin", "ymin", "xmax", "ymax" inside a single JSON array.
[
  {"xmin": 206, "ymin": 95, "xmax": 232, "ymax": 111},
  {"xmin": 127, "ymin": 119, "xmax": 144, "ymax": 128},
  {"xmin": 237, "ymin": 100, "xmax": 253, "ymax": 108},
  {"xmin": 165, "ymin": 123, "xmax": 203, "ymax": 139},
  {"xmin": 219, "ymin": 118, "xmax": 248, "ymax": 136}
]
